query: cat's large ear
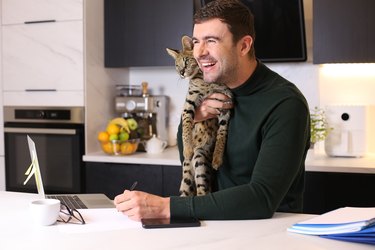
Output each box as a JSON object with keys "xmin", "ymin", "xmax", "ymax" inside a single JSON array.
[
  {"xmin": 166, "ymin": 48, "xmax": 179, "ymax": 59},
  {"xmin": 181, "ymin": 35, "xmax": 193, "ymax": 51}
]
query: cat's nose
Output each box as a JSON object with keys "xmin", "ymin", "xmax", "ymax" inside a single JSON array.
[{"xmin": 180, "ymin": 69, "xmax": 185, "ymax": 76}]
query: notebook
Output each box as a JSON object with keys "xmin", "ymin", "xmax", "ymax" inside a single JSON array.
[{"xmin": 25, "ymin": 135, "xmax": 114, "ymax": 209}]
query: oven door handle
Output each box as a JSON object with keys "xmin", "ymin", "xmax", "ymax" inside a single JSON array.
[{"xmin": 4, "ymin": 127, "xmax": 77, "ymax": 135}]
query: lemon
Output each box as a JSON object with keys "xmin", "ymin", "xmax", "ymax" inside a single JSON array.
[{"xmin": 106, "ymin": 123, "xmax": 120, "ymax": 135}]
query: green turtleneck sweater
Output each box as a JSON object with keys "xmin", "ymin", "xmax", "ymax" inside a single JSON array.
[{"xmin": 171, "ymin": 61, "xmax": 310, "ymax": 220}]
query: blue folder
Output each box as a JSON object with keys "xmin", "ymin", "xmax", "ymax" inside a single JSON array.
[
  {"xmin": 287, "ymin": 207, "xmax": 375, "ymax": 245},
  {"xmin": 320, "ymin": 225, "xmax": 375, "ymax": 245}
]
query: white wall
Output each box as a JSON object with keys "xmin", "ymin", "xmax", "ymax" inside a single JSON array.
[
  {"xmin": 85, "ymin": 0, "xmax": 131, "ymax": 153},
  {"xmin": 0, "ymin": 0, "xmax": 5, "ymax": 190},
  {"xmin": 318, "ymin": 64, "xmax": 375, "ymax": 107}
]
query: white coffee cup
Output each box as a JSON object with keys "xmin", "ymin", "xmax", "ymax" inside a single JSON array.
[{"xmin": 30, "ymin": 199, "xmax": 61, "ymax": 226}]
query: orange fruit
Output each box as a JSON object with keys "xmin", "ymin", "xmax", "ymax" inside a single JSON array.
[
  {"xmin": 106, "ymin": 123, "xmax": 120, "ymax": 135},
  {"xmin": 129, "ymin": 143, "xmax": 137, "ymax": 154},
  {"xmin": 120, "ymin": 142, "xmax": 133, "ymax": 155},
  {"xmin": 101, "ymin": 141, "xmax": 113, "ymax": 154},
  {"xmin": 129, "ymin": 143, "xmax": 138, "ymax": 153},
  {"xmin": 97, "ymin": 131, "xmax": 110, "ymax": 142}
]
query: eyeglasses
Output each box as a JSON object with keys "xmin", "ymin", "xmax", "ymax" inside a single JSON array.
[{"xmin": 58, "ymin": 203, "xmax": 86, "ymax": 225}]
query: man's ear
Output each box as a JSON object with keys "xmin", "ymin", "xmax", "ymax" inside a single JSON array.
[{"xmin": 239, "ymin": 35, "xmax": 253, "ymax": 56}]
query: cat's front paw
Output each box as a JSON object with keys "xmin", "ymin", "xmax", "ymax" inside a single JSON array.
[
  {"xmin": 179, "ymin": 191, "xmax": 190, "ymax": 197},
  {"xmin": 180, "ymin": 177, "xmax": 196, "ymax": 196},
  {"xmin": 212, "ymin": 156, "xmax": 222, "ymax": 170},
  {"xmin": 180, "ymin": 189, "xmax": 196, "ymax": 196},
  {"xmin": 196, "ymin": 184, "xmax": 210, "ymax": 196}
]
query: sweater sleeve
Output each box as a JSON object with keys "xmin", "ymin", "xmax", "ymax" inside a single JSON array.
[{"xmin": 171, "ymin": 97, "xmax": 310, "ymax": 220}]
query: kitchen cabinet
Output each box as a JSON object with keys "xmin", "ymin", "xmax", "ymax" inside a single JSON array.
[
  {"xmin": 313, "ymin": 0, "xmax": 375, "ymax": 63},
  {"xmin": 1, "ymin": 0, "xmax": 84, "ymax": 106},
  {"xmin": 0, "ymin": 157, "xmax": 4, "ymax": 191},
  {"xmin": 104, "ymin": 0, "xmax": 194, "ymax": 67},
  {"xmin": 303, "ymin": 171, "xmax": 375, "ymax": 214},
  {"xmin": 2, "ymin": 22, "xmax": 83, "ymax": 92},
  {"xmin": 85, "ymin": 162, "xmax": 181, "ymax": 199},
  {"xmin": 0, "ymin": 19, "xmax": 4, "ymax": 190},
  {"xmin": 1, "ymin": 0, "xmax": 82, "ymax": 24}
]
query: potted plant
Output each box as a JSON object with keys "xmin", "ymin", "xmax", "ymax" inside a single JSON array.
[{"xmin": 310, "ymin": 107, "xmax": 331, "ymax": 149}]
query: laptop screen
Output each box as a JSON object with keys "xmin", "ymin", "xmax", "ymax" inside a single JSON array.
[{"xmin": 23, "ymin": 135, "xmax": 45, "ymax": 198}]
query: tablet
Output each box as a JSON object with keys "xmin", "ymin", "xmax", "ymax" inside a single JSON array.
[{"xmin": 141, "ymin": 217, "xmax": 201, "ymax": 229}]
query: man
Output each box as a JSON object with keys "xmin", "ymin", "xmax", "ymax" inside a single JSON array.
[{"xmin": 114, "ymin": 0, "xmax": 310, "ymax": 221}]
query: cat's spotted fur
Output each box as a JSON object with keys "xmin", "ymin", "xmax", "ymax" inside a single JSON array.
[{"xmin": 166, "ymin": 36, "xmax": 233, "ymax": 196}]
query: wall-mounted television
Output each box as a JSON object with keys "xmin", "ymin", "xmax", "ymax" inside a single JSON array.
[{"xmin": 200, "ymin": 0, "xmax": 307, "ymax": 62}]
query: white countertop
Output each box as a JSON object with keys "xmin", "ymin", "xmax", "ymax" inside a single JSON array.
[
  {"xmin": 1, "ymin": 191, "xmax": 373, "ymax": 250},
  {"xmin": 305, "ymin": 151, "xmax": 375, "ymax": 174},
  {"xmin": 83, "ymin": 147, "xmax": 375, "ymax": 174},
  {"xmin": 83, "ymin": 146, "xmax": 181, "ymax": 166}
]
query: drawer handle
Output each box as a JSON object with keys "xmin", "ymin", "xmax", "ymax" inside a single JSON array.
[
  {"xmin": 25, "ymin": 89, "xmax": 57, "ymax": 92},
  {"xmin": 24, "ymin": 20, "xmax": 56, "ymax": 24},
  {"xmin": 4, "ymin": 127, "xmax": 77, "ymax": 135}
]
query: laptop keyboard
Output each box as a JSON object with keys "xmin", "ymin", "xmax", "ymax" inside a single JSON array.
[{"xmin": 47, "ymin": 195, "xmax": 88, "ymax": 209}]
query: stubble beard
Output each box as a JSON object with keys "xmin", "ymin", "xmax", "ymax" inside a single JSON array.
[{"xmin": 203, "ymin": 59, "xmax": 238, "ymax": 87}]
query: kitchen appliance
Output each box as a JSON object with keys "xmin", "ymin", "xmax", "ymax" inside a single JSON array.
[
  {"xmin": 324, "ymin": 105, "xmax": 374, "ymax": 157},
  {"xmin": 115, "ymin": 82, "xmax": 169, "ymax": 150},
  {"xmin": 4, "ymin": 106, "xmax": 85, "ymax": 193}
]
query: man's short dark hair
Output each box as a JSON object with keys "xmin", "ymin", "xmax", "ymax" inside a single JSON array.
[{"xmin": 194, "ymin": 0, "xmax": 256, "ymax": 58}]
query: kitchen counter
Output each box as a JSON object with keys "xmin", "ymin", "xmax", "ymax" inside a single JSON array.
[
  {"xmin": 83, "ymin": 147, "xmax": 375, "ymax": 174},
  {"xmin": 306, "ymin": 151, "xmax": 375, "ymax": 174},
  {"xmin": 83, "ymin": 146, "xmax": 181, "ymax": 166}
]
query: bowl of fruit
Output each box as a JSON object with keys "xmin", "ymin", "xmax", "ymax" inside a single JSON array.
[{"xmin": 97, "ymin": 117, "xmax": 140, "ymax": 155}]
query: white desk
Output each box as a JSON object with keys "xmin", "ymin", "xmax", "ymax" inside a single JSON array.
[{"xmin": 0, "ymin": 191, "xmax": 372, "ymax": 250}]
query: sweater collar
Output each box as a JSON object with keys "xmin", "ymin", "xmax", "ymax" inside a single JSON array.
[{"xmin": 231, "ymin": 60, "xmax": 271, "ymax": 96}]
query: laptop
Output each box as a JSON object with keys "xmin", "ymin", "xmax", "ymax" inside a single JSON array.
[{"xmin": 25, "ymin": 135, "xmax": 114, "ymax": 209}]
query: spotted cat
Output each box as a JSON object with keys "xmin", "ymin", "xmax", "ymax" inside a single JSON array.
[{"xmin": 166, "ymin": 36, "xmax": 233, "ymax": 196}]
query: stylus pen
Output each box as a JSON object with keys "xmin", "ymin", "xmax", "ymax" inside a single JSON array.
[{"xmin": 130, "ymin": 181, "xmax": 138, "ymax": 191}]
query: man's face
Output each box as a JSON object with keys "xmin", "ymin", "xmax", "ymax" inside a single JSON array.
[{"xmin": 192, "ymin": 19, "xmax": 239, "ymax": 86}]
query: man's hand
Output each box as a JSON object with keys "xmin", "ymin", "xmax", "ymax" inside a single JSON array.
[
  {"xmin": 114, "ymin": 190, "xmax": 170, "ymax": 221},
  {"xmin": 194, "ymin": 93, "xmax": 233, "ymax": 122}
]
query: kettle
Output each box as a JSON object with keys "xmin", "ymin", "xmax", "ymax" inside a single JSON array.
[{"xmin": 142, "ymin": 135, "xmax": 168, "ymax": 154}]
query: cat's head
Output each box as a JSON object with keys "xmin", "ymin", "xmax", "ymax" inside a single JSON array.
[{"xmin": 166, "ymin": 36, "xmax": 201, "ymax": 79}]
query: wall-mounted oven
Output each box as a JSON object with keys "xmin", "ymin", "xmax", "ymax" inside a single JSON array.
[{"xmin": 4, "ymin": 107, "xmax": 85, "ymax": 194}]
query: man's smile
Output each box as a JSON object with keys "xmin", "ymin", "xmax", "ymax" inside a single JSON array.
[{"xmin": 199, "ymin": 59, "xmax": 217, "ymax": 72}]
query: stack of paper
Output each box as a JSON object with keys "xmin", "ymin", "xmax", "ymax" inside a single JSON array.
[{"xmin": 288, "ymin": 207, "xmax": 375, "ymax": 245}]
